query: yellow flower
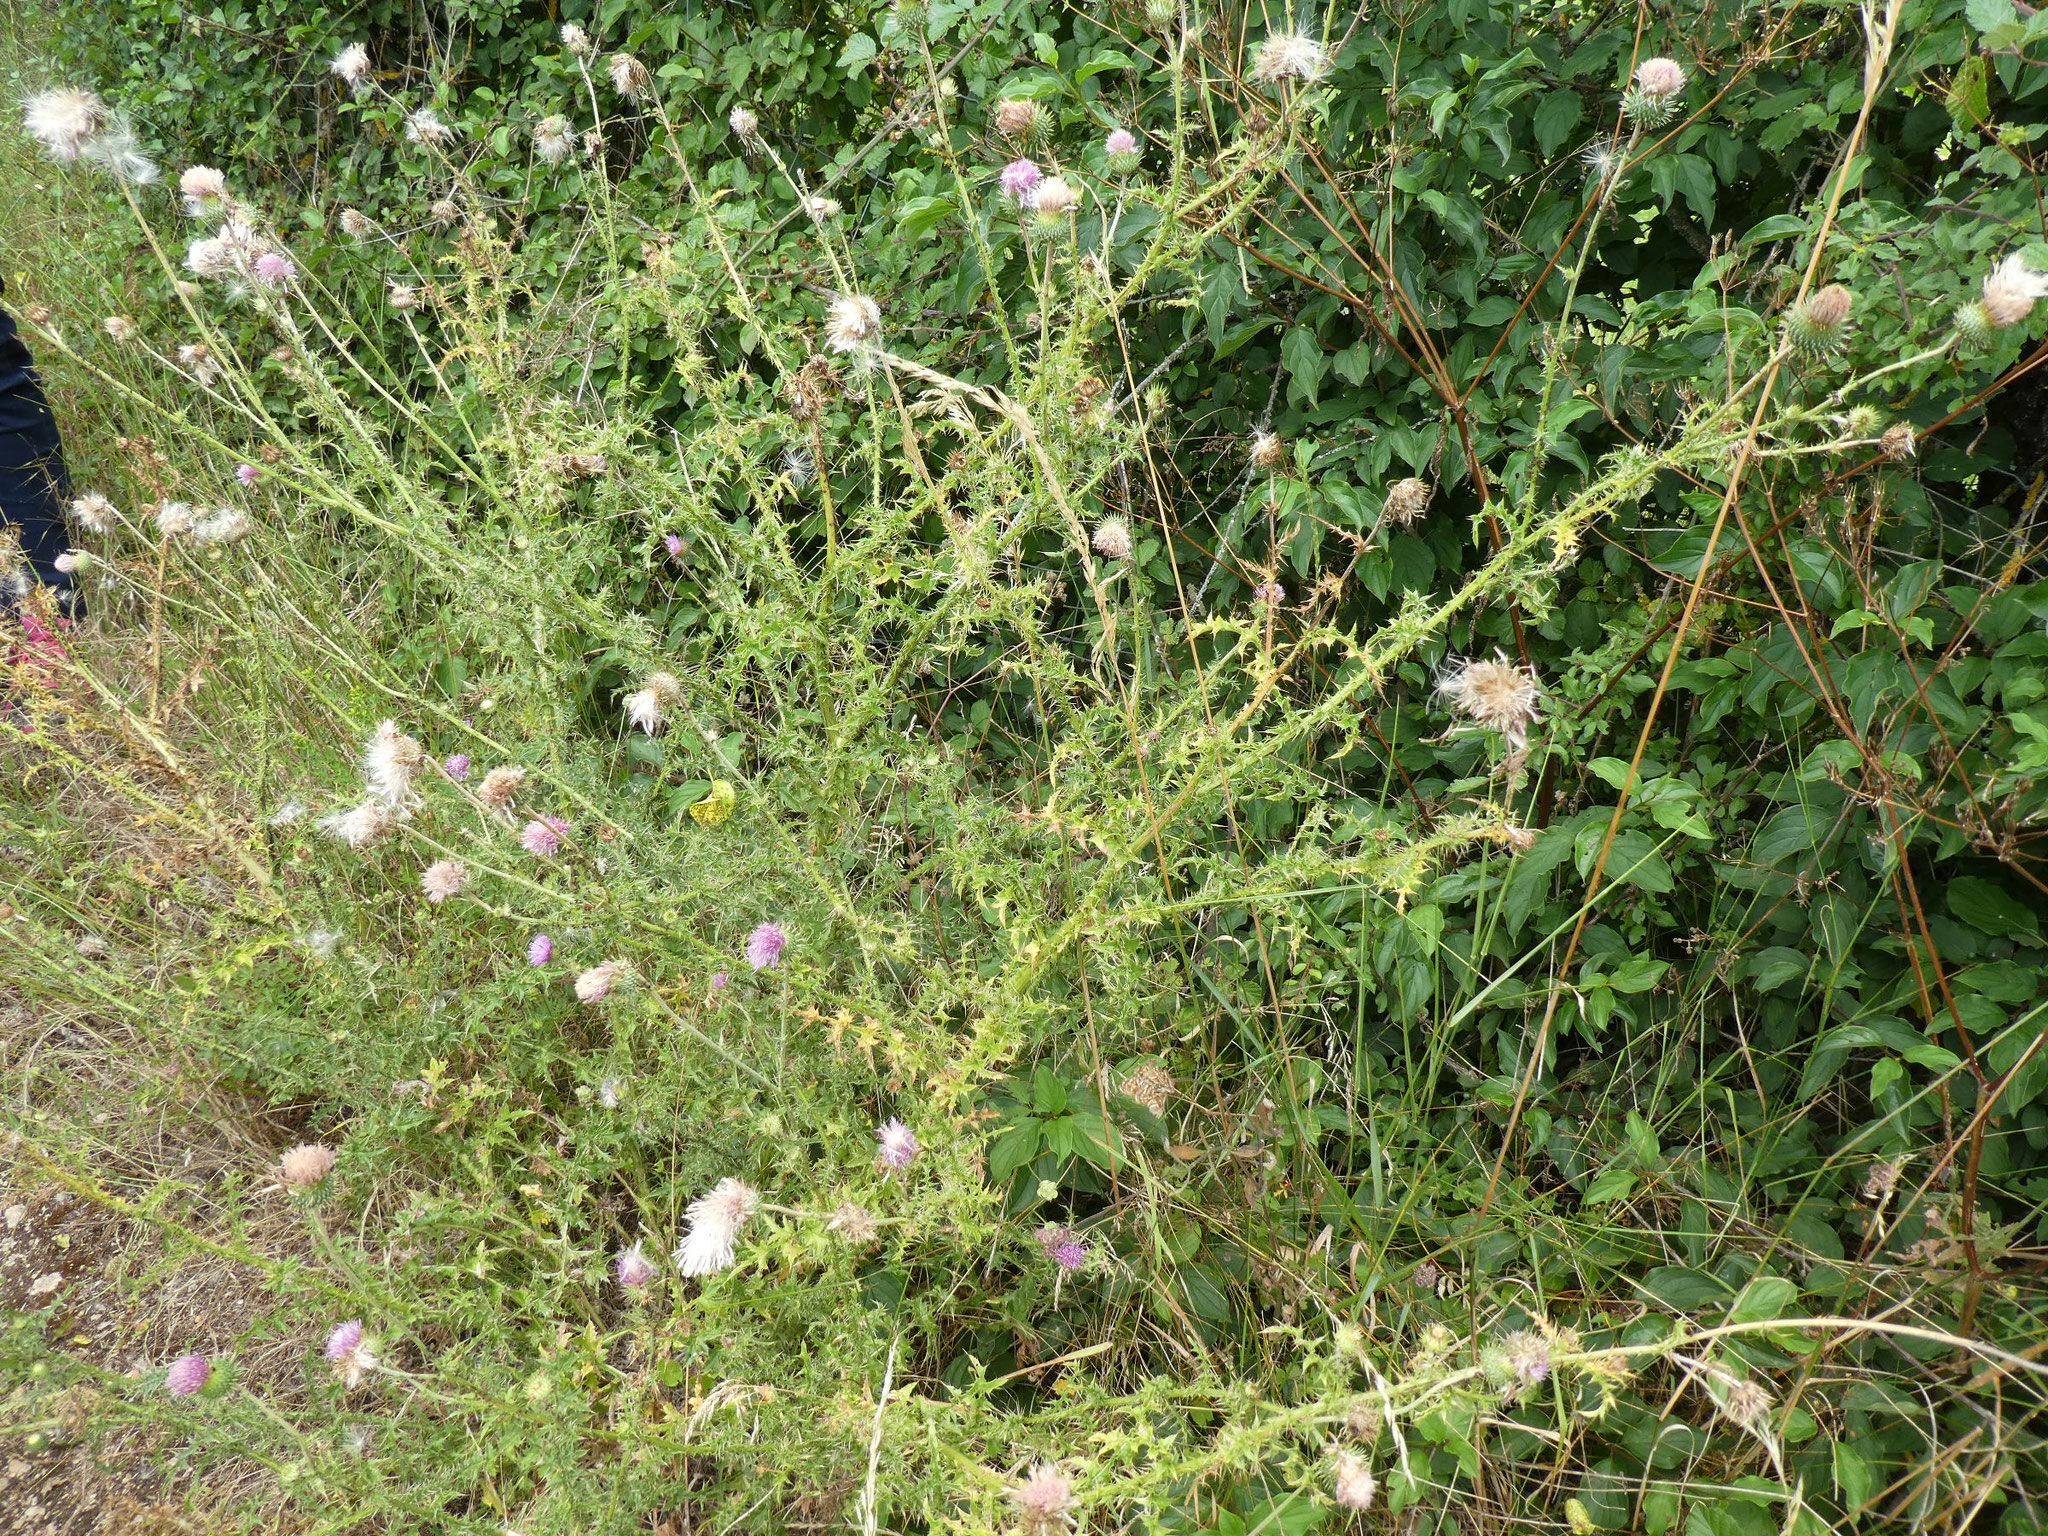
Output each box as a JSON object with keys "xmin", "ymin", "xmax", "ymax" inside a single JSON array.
[{"xmin": 690, "ymin": 780, "xmax": 736, "ymax": 826}]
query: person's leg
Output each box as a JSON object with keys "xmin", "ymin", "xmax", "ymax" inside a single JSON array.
[{"xmin": 0, "ymin": 371, "xmax": 76, "ymax": 613}]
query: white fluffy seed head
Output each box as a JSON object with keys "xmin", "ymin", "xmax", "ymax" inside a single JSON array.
[
  {"xmin": 534, "ymin": 115, "xmax": 576, "ymax": 165},
  {"xmin": 1634, "ymin": 57, "xmax": 1686, "ymax": 98},
  {"xmin": 608, "ymin": 53, "xmax": 652, "ymax": 101},
  {"xmin": 1384, "ymin": 476, "xmax": 1431, "ymax": 526},
  {"xmin": 823, "ymin": 294, "xmax": 881, "ymax": 353},
  {"xmin": 1438, "ymin": 655, "xmax": 1542, "ymax": 747},
  {"xmin": 319, "ymin": 799, "xmax": 399, "ymax": 849},
  {"xmin": 1981, "ymin": 253, "xmax": 2048, "ymax": 329},
  {"xmin": 363, "ymin": 720, "xmax": 426, "ymax": 804},
  {"xmin": 1030, "ymin": 175, "xmax": 1079, "ymax": 224},
  {"xmin": 574, "ymin": 959, "xmax": 628, "ymax": 1003},
  {"xmin": 23, "ymin": 88, "xmax": 107, "ymax": 163},
  {"xmin": 405, "ymin": 108, "xmax": 453, "ymax": 147},
  {"xmin": 81, "ymin": 122, "xmax": 159, "ymax": 185},
  {"xmin": 191, "ymin": 507, "xmax": 251, "ymax": 544},
  {"xmin": 69, "ymin": 493, "xmax": 117, "ymax": 533},
  {"xmin": 176, "ymin": 342, "xmax": 221, "ymax": 385},
  {"xmin": 673, "ymin": 1178, "xmax": 759, "ymax": 1276},
  {"xmin": 331, "ymin": 44, "xmax": 372, "ymax": 91},
  {"xmin": 1332, "ymin": 1452, "xmax": 1376, "ymax": 1511},
  {"xmin": 1250, "ymin": 33, "xmax": 1329, "ymax": 84},
  {"xmin": 1248, "ymin": 430, "xmax": 1288, "ymax": 472}
]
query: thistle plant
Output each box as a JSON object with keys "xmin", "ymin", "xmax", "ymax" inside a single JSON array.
[{"xmin": 4, "ymin": 3, "xmax": 2047, "ymax": 1532}]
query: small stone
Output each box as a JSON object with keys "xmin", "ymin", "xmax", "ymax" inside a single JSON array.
[
  {"xmin": 5, "ymin": 1205, "xmax": 25, "ymax": 1229},
  {"xmin": 28, "ymin": 1272, "xmax": 62, "ymax": 1296}
]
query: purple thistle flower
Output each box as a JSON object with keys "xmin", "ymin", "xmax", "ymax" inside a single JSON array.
[
  {"xmin": 443, "ymin": 752, "xmax": 471, "ymax": 780},
  {"xmin": 165, "ymin": 1353, "xmax": 211, "ymax": 1396},
  {"xmin": 745, "ymin": 921, "xmax": 787, "ymax": 971},
  {"xmin": 710, "ymin": 970, "xmax": 729, "ymax": 991},
  {"xmin": 528, "ymin": 933, "xmax": 554, "ymax": 966},
  {"xmin": 522, "ymin": 815, "xmax": 569, "ymax": 856},
  {"xmin": 875, "ymin": 1118, "xmax": 919, "ymax": 1170},
  {"xmin": 664, "ymin": 533, "xmax": 685, "ymax": 560},
  {"xmin": 999, "ymin": 158, "xmax": 1042, "ymax": 201},
  {"xmin": 1104, "ymin": 129, "xmax": 1137, "ymax": 156},
  {"xmin": 235, "ymin": 462, "xmax": 260, "ymax": 487},
  {"xmin": 615, "ymin": 1240, "xmax": 656, "ymax": 1291},
  {"xmin": 1035, "ymin": 1223, "xmax": 1087, "ymax": 1270},
  {"xmin": 324, "ymin": 1319, "xmax": 364, "ymax": 1362},
  {"xmin": 254, "ymin": 251, "xmax": 296, "ymax": 287}
]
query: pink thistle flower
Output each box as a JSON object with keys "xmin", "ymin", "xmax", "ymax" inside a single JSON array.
[
  {"xmin": 253, "ymin": 251, "xmax": 296, "ymax": 287},
  {"xmin": 1104, "ymin": 128, "xmax": 1137, "ymax": 156},
  {"xmin": 615, "ymin": 1240, "xmax": 656, "ymax": 1292},
  {"xmin": 279, "ymin": 1143, "xmax": 336, "ymax": 1188},
  {"xmin": 443, "ymin": 753, "xmax": 471, "ymax": 779},
  {"xmin": 664, "ymin": 533, "xmax": 685, "ymax": 560},
  {"xmin": 745, "ymin": 921, "xmax": 787, "ymax": 971},
  {"xmin": 1634, "ymin": 56, "xmax": 1687, "ymax": 98},
  {"xmin": 575, "ymin": 959, "xmax": 626, "ymax": 1003},
  {"xmin": 324, "ymin": 1319, "xmax": 363, "ymax": 1362},
  {"xmin": 1000, "ymin": 158, "xmax": 1042, "ymax": 201},
  {"xmin": 1009, "ymin": 1464, "xmax": 1074, "ymax": 1534},
  {"xmin": 875, "ymin": 1118, "xmax": 919, "ymax": 1170},
  {"xmin": 165, "ymin": 1353, "xmax": 211, "ymax": 1396},
  {"xmin": 522, "ymin": 816, "xmax": 569, "ymax": 856},
  {"xmin": 1035, "ymin": 1223, "xmax": 1087, "ymax": 1269},
  {"xmin": 420, "ymin": 859, "xmax": 467, "ymax": 903},
  {"xmin": 324, "ymin": 1319, "xmax": 378, "ymax": 1388},
  {"xmin": 235, "ymin": 463, "xmax": 260, "ymax": 487},
  {"xmin": 710, "ymin": 970, "xmax": 729, "ymax": 991},
  {"xmin": 528, "ymin": 933, "xmax": 554, "ymax": 966},
  {"xmin": 177, "ymin": 164, "xmax": 228, "ymax": 215}
]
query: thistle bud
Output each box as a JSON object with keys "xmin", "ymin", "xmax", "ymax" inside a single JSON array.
[
  {"xmin": 993, "ymin": 98, "xmax": 1044, "ymax": 141},
  {"xmin": 1952, "ymin": 299, "xmax": 1998, "ymax": 352},
  {"xmin": 1783, "ymin": 283, "xmax": 1854, "ymax": 360}
]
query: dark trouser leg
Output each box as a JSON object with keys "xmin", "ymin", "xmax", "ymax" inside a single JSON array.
[{"xmin": 0, "ymin": 374, "xmax": 75, "ymax": 611}]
